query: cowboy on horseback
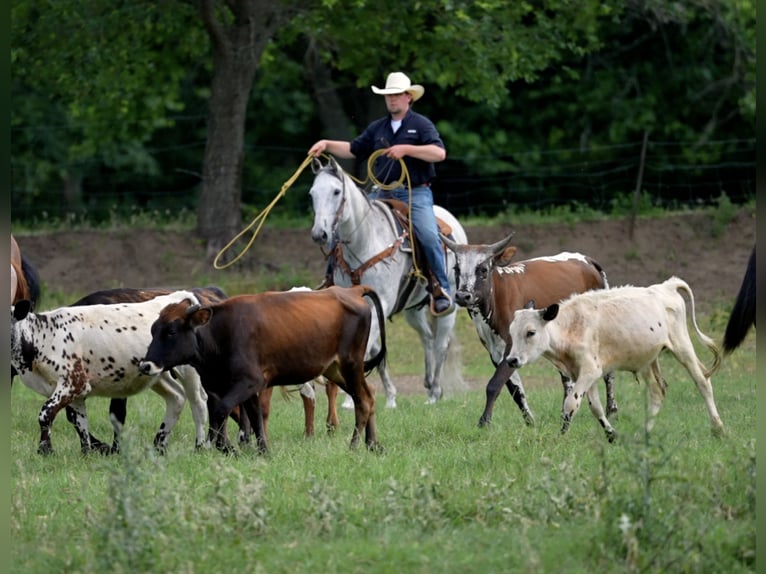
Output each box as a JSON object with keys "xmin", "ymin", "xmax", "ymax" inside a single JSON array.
[{"xmin": 308, "ymin": 72, "xmax": 454, "ymax": 317}]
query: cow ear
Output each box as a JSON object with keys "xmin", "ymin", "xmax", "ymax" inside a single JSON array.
[
  {"xmin": 542, "ymin": 303, "xmax": 559, "ymax": 321},
  {"xmin": 13, "ymin": 299, "xmax": 32, "ymax": 321},
  {"xmin": 311, "ymin": 156, "xmax": 323, "ymax": 174},
  {"xmin": 524, "ymin": 300, "xmax": 535, "ymax": 310},
  {"xmin": 188, "ymin": 306, "xmax": 213, "ymax": 328},
  {"xmin": 495, "ymin": 246, "xmax": 517, "ymax": 266}
]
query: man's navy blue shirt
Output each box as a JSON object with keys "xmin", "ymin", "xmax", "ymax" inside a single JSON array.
[{"xmin": 350, "ymin": 109, "xmax": 445, "ymax": 187}]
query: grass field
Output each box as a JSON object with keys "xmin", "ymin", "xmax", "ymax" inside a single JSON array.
[{"xmin": 10, "ymin": 299, "xmax": 755, "ymax": 573}]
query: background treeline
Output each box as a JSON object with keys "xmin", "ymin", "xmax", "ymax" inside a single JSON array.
[{"xmin": 11, "ymin": 1, "xmax": 755, "ymax": 233}]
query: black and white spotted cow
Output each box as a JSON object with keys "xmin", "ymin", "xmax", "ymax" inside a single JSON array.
[{"xmin": 11, "ymin": 290, "xmax": 209, "ymax": 455}]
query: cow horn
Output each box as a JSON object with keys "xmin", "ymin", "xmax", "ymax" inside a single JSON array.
[
  {"xmin": 440, "ymin": 233, "xmax": 460, "ymax": 252},
  {"xmin": 487, "ymin": 231, "xmax": 516, "ymax": 256}
]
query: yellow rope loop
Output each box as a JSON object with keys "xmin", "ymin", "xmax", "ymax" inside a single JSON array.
[
  {"xmin": 363, "ymin": 149, "xmax": 426, "ymax": 283},
  {"xmin": 212, "ymin": 154, "xmax": 316, "ymax": 270}
]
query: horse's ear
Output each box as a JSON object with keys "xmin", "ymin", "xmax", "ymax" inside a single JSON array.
[
  {"xmin": 311, "ymin": 156, "xmax": 323, "ymax": 174},
  {"xmin": 326, "ymin": 155, "xmax": 341, "ymax": 176}
]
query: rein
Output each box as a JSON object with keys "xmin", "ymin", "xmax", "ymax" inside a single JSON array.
[{"xmin": 340, "ymin": 149, "xmax": 425, "ymax": 283}]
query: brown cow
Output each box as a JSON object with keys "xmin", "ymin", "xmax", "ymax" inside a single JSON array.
[
  {"xmin": 442, "ymin": 232, "xmax": 616, "ymax": 427},
  {"xmin": 139, "ymin": 285, "xmax": 387, "ymax": 453},
  {"xmin": 69, "ymin": 286, "xmax": 336, "ymax": 451}
]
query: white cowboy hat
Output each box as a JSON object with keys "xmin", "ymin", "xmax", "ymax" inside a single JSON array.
[{"xmin": 371, "ymin": 72, "xmax": 425, "ymax": 101}]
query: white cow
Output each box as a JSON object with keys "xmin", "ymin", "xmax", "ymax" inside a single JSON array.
[
  {"xmin": 10, "ymin": 290, "xmax": 209, "ymax": 455},
  {"xmin": 505, "ymin": 277, "xmax": 724, "ymax": 440}
]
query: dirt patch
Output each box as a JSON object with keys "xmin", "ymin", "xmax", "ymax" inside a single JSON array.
[{"xmin": 17, "ymin": 209, "xmax": 755, "ymax": 309}]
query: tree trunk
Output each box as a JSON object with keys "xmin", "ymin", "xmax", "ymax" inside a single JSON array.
[{"xmin": 196, "ymin": 0, "xmax": 293, "ymax": 259}]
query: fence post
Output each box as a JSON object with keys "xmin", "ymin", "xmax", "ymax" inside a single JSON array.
[{"xmin": 629, "ymin": 130, "xmax": 650, "ymax": 240}]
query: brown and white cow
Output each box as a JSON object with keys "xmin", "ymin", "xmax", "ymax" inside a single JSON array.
[
  {"xmin": 64, "ymin": 286, "xmax": 228, "ymax": 453},
  {"xmin": 11, "ymin": 290, "xmax": 211, "ymax": 455},
  {"xmin": 442, "ymin": 232, "xmax": 616, "ymax": 427},
  {"xmin": 506, "ymin": 277, "xmax": 724, "ymax": 440},
  {"xmin": 139, "ymin": 285, "xmax": 387, "ymax": 453}
]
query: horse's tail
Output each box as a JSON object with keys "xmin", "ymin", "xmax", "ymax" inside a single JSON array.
[
  {"xmin": 362, "ymin": 287, "xmax": 387, "ymax": 374},
  {"xmin": 20, "ymin": 254, "xmax": 41, "ymax": 309},
  {"xmin": 723, "ymin": 246, "xmax": 756, "ymax": 354}
]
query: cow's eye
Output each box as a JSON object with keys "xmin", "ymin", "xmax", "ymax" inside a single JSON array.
[{"xmin": 526, "ymin": 330, "xmax": 535, "ymax": 338}]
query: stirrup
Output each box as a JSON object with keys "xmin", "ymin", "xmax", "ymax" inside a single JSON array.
[{"xmin": 430, "ymin": 292, "xmax": 454, "ymax": 317}]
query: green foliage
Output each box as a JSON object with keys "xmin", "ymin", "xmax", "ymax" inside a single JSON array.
[{"xmin": 710, "ymin": 192, "xmax": 738, "ymax": 238}]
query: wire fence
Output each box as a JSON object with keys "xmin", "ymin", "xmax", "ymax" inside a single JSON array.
[{"xmin": 10, "ymin": 137, "xmax": 755, "ymax": 223}]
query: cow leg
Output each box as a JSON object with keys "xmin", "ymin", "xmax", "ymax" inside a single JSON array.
[
  {"xmin": 299, "ymin": 383, "xmax": 316, "ymax": 438},
  {"xmin": 603, "ymin": 372, "xmax": 618, "ymax": 419},
  {"xmin": 65, "ymin": 400, "xmax": 113, "ymax": 455},
  {"xmin": 670, "ymin": 342, "xmax": 725, "ymax": 436},
  {"xmin": 478, "ymin": 363, "xmax": 512, "ymax": 427},
  {"xmin": 258, "ymin": 387, "xmax": 273, "ymax": 449},
  {"xmin": 244, "ymin": 394, "xmax": 268, "ymax": 454},
  {"xmin": 175, "ymin": 368, "xmax": 210, "ymax": 449},
  {"xmin": 585, "ymin": 385, "xmax": 616, "ymax": 442},
  {"xmin": 64, "ymin": 404, "xmax": 112, "ymax": 454},
  {"xmin": 210, "ymin": 380, "xmax": 265, "ymax": 453},
  {"xmin": 149, "ymin": 376, "xmax": 187, "ymax": 454},
  {"xmin": 37, "ymin": 385, "xmax": 81, "ymax": 455},
  {"xmin": 641, "ymin": 361, "xmax": 668, "ymax": 433},
  {"xmin": 108, "ymin": 398, "xmax": 128, "ymax": 452},
  {"xmin": 561, "ymin": 374, "xmax": 598, "ymax": 435},
  {"xmin": 342, "ymin": 374, "xmax": 378, "ymax": 450},
  {"xmin": 325, "ymin": 381, "xmax": 340, "ymax": 433},
  {"xmin": 506, "ymin": 370, "xmax": 534, "ymax": 426}
]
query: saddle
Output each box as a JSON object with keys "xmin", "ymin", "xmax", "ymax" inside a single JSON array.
[{"xmin": 379, "ymin": 198, "xmax": 453, "ymax": 301}]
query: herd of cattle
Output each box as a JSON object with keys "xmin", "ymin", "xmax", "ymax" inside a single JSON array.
[{"xmin": 9, "ymin": 232, "xmax": 755, "ymax": 455}]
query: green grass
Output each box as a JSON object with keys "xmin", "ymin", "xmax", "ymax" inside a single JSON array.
[{"xmin": 11, "ymin": 302, "xmax": 756, "ymax": 573}]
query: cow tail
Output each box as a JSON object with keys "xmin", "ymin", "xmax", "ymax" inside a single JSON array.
[
  {"xmin": 588, "ymin": 256, "xmax": 609, "ymax": 289},
  {"xmin": 675, "ymin": 278, "xmax": 722, "ymax": 378},
  {"xmin": 362, "ymin": 288, "xmax": 387, "ymax": 373},
  {"xmin": 722, "ymin": 246, "xmax": 755, "ymax": 354}
]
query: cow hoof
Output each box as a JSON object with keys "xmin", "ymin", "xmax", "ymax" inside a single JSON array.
[
  {"xmin": 88, "ymin": 443, "xmax": 114, "ymax": 456},
  {"xmin": 711, "ymin": 425, "xmax": 726, "ymax": 439},
  {"xmin": 606, "ymin": 430, "xmax": 617, "ymax": 443},
  {"xmin": 478, "ymin": 417, "xmax": 490, "ymax": 428},
  {"xmin": 385, "ymin": 398, "xmax": 397, "ymax": 409},
  {"xmin": 37, "ymin": 444, "xmax": 53, "ymax": 456},
  {"xmin": 523, "ymin": 412, "xmax": 535, "ymax": 427},
  {"xmin": 367, "ymin": 442, "xmax": 385, "ymax": 454}
]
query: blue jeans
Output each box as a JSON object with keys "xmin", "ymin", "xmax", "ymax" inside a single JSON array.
[{"xmin": 369, "ymin": 185, "xmax": 451, "ymax": 297}]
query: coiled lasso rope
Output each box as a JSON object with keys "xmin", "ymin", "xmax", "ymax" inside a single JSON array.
[
  {"xmin": 212, "ymin": 149, "xmax": 422, "ymax": 281},
  {"xmin": 212, "ymin": 154, "xmax": 316, "ymax": 269}
]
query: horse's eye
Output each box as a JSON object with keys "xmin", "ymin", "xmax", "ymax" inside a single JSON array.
[{"xmin": 334, "ymin": 187, "xmax": 341, "ymax": 196}]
